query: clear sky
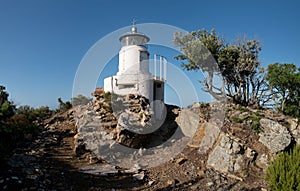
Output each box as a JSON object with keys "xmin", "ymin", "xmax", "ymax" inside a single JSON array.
[{"xmin": 1, "ymin": 0, "xmax": 300, "ymax": 108}]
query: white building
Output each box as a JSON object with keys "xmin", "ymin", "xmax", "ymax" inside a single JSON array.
[{"xmin": 104, "ymin": 22, "xmax": 166, "ymax": 104}]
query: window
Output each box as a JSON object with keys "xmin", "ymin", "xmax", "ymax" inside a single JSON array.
[{"xmin": 118, "ymin": 84, "xmax": 135, "ymax": 89}]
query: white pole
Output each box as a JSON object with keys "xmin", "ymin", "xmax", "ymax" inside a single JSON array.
[
  {"xmin": 164, "ymin": 57, "xmax": 167, "ymax": 81},
  {"xmin": 160, "ymin": 56, "xmax": 162, "ymax": 80},
  {"xmin": 154, "ymin": 54, "xmax": 156, "ymax": 80}
]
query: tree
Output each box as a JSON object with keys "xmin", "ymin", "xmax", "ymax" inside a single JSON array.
[
  {"xmin": 266, "ymin": 63, "xmax": 300, "ymax": 117},
  {"xmin": 174, "ymin": 29, "xmax": 267, "ymax": 106},
  {"xmin": 174, "ymin": 29, "xmax": 225, "ymax": 100},
  {"xmin": 219, "ymin": 38, "xmax": 267, "ymax": 106},
  {"xmin": 17, "ymin": 105, "xmax": 52, "ymax": 121},
  {"xmin": 72, "ymin": 94, "xmax": 92, "ymax": 106},
  {"xmin": 0, "ymin": 85, "xmax": 9, "ymax": 107},
  {"xmin": 174, "ymin": 30, "xmax": 269, "ymax": 106},
  {"xmin": 58, "ymin": 97, "xmax": 72, "ymax": 112},
  {"xmin": 0, "ymin": 85, "xmax": 15, "ymax": 120}
]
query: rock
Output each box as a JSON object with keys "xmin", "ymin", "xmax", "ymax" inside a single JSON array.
[
  {"xmin": 167, "ymin": 179, "xmax": 178, "ymax": 187},
  {"xmin": 148, "ymin": 180, "xmax": 155, "ymax": 186},
  {"xmin": 259, "ymin": 118, "xmax": 291, "ymax": 153},
  {"xmin": 198, "ymin": 122, "xmax": 221, "ymax": 154},
  {"xmin": 206, "ymin": 182, "xmax": 214, "ymax": 186},
  {"xmin": 197, "ymin": 170, "xmax": 205, "ymax": 177},
  {"xmin": 79, "ymin": 164, "xmax": 118, "ymax": 176},
  {"xmin": 175, "ymin": 157, "xmax": 187, "ymax": 165},
  {"xmin": 207, "ymin": 133, "xmax": 255, "ymax": 175},
  {"xmin": 255, "ymin": 153, "xmax": 269, "ymax": 169},
  {"xmin": 176, "ymin": 109, "xmax": 199, "ymax": 137},
  {"xmin": 133, "ymin": 172, "xmax": 145, "ymax": 180},
  {"xmin": 287, "ymin": 118, "xmax": 300, "ymax": 144}
]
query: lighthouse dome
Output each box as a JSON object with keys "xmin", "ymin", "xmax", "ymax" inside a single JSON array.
[{"xmin": 119, "ymin": 24, "xmax": 150, "ymax": 46}]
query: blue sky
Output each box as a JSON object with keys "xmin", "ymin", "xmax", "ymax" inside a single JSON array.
[{"xmin": 0, "ymin": 0, "xmax": 299, "ymax": 108}]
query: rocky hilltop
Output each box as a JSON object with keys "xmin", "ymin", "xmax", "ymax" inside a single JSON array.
[{"xmin": 1, "ymin": 91, "xmax": 299, "ymax": 190}]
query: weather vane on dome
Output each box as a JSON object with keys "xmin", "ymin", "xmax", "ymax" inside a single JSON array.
[{"xmin": 131, "ymin": 18, "xmax": 137, "ymax": 26}]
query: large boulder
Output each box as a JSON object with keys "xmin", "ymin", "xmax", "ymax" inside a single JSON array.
[
  {"xmin": 259, "ymin": 118, "xmax": 291, "ymax": 153},
  {"xmin": 207, "ymin": 133, "xmax": 256, "ymax": 176},
  {"xmin": 176, "ymin": 109, "xmax": 199, "ymax": 137},
  {"xmin": 197, "ymin": 122, "xmax": 220, "ymax": 154}
]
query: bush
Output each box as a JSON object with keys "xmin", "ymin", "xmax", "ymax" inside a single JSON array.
[
  {"xmin": 72, "ymin": 94, "xmax": 92, "ymax": 106},
  {"xmin": 58, "ymin": 97, "xmax": 72, "ymax": 112},
  {"xmin": 17, "ymin": 105, "xmax": 52, "ymax": 121},
  {"xmin": 0, "ymin": 85, "xmax": 52, "ymax": 162},
  {"xmin": 266, "ymin": 144, "xmax": 300, "ymax": 191}
]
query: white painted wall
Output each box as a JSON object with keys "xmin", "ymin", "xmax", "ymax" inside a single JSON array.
[{"xmin": 117, "ymin": 45, "xmax": 149, "ymax": 75}]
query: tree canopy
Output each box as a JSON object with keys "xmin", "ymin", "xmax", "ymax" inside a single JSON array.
[
  {"xmin": 266, "ymin": 63, "xmax": 300, "ymax": 117},
  {"xmin": 174, "ymin": 29, "xmax": 268, "ymax": 107}
]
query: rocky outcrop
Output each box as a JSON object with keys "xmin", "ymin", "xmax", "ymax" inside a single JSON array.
[
  {"xmin": 73, "ymin": 90, "xmax": 300, "ymax": 187},
  {"xmin": 185, "ymin": 103, "xmax": 299, "ymax": 179},
  {"xmin": 207, "ymin": 133, "xmax": 256, "ymax": 177},
  {"xmin": 259, "ymin": 118, "xmax": 291, "ymax": 153}
]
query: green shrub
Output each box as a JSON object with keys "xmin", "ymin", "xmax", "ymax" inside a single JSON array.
[
  {"xmin": 58, "ymin": 97, "xmax": 72, "ymax": 112},
  {"xmin": 266, "ymin": 144, "xmax": 300, "ymax": 191},
  {"xmin": 72, "ymin": 94, "xmax": 92, "ymax": 106},
  {"xmin": 237, "ymin": 105, "xmax": 249, "ymax": 112},
  {"xmin": 103, "ymin": 92, "xmax": 112, "ymax": 102},
  {"xmin": 231, "ymin": 116, "xmax": 244, "ymax": 123},
  {"xmin": 246, "ymin": 114, "xmax": 263, "ymax": 133},
  {"xmin": 17, "ymin": 105, "xmax": 52, "ymax": 121}
]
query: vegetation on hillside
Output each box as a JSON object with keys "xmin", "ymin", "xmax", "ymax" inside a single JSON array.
[
  {"xmin": 0, "ymin": 86, "xmax": 94, "ymax": 162},
  {"xmin": 0, "ymin": 85, "xmax": 53, "ymax": 162},
  {"xmin": 266, "ymin": 144, "xmax": 300, "ymax": 191}
]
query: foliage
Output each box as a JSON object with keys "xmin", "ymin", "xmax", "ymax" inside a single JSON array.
[
  {"xmin": 72, "ymin": 94, "xmax": 92, "ymax": 106},
  {"xmin": 0, "ymin": 101, "xmax": 15, "ymax": 119},
  {"xmin": 103, "ymin": 91, "xmax": 112, "ymax": 102},
  {"xmin": 266, "ymin": 144, "xmax": 300, "ymax": 191},
  {"xmin": 266, "ymin": 63, "xmax": 300, "ymax": 117},
  {"xmin": 229, "ymin": 105, "xmax": 263, "ymax": 133},
  {"xmin": 0, "ymin": 85, "xmax": 15, "ymax": 121},
  {"xmin": 0, "ymin": 85, "xmax": 53, "ymax": 162},
  {"xmin": 246, "ymin": 114, "xmax": 263, "ymax": 133},
  {"xmin": 17, "ymin": 105, "xmax": 53, "ymax": 121},
  {"xmin": 174, "ymin": 29, "xmax": 225, "ymax": 100},
  {"xmin": 237, "ymin": 105, "xmax": 250, "ymax": 112},
  {"xmin": 0, "ymin": 85, "xmax": 9, "ymax": 107},
  {"xmin": 231, "ymin": 116, "xmax": 244, "ymax": 123},
  {"xmin": 58, "ymin": 97, "xmax": 72, "ymax": 112},
  {"xmin": 174, "ymin": 29, "xmax": 269, "ymax": 107}
]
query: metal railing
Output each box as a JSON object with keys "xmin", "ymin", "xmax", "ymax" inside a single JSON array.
[{"xmin": 153, "ymin": 54, "xmax": 167, "ymax": 81}]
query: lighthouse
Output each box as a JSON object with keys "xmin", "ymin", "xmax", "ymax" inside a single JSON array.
[{"xmin": 104, "ymin": 21, "xmax": 166, "ymax": 104}]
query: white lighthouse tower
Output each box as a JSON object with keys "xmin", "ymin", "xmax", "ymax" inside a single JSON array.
[{"xmin": 104, "ymin": 21, "xmax": 166, "ymax": 104}]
